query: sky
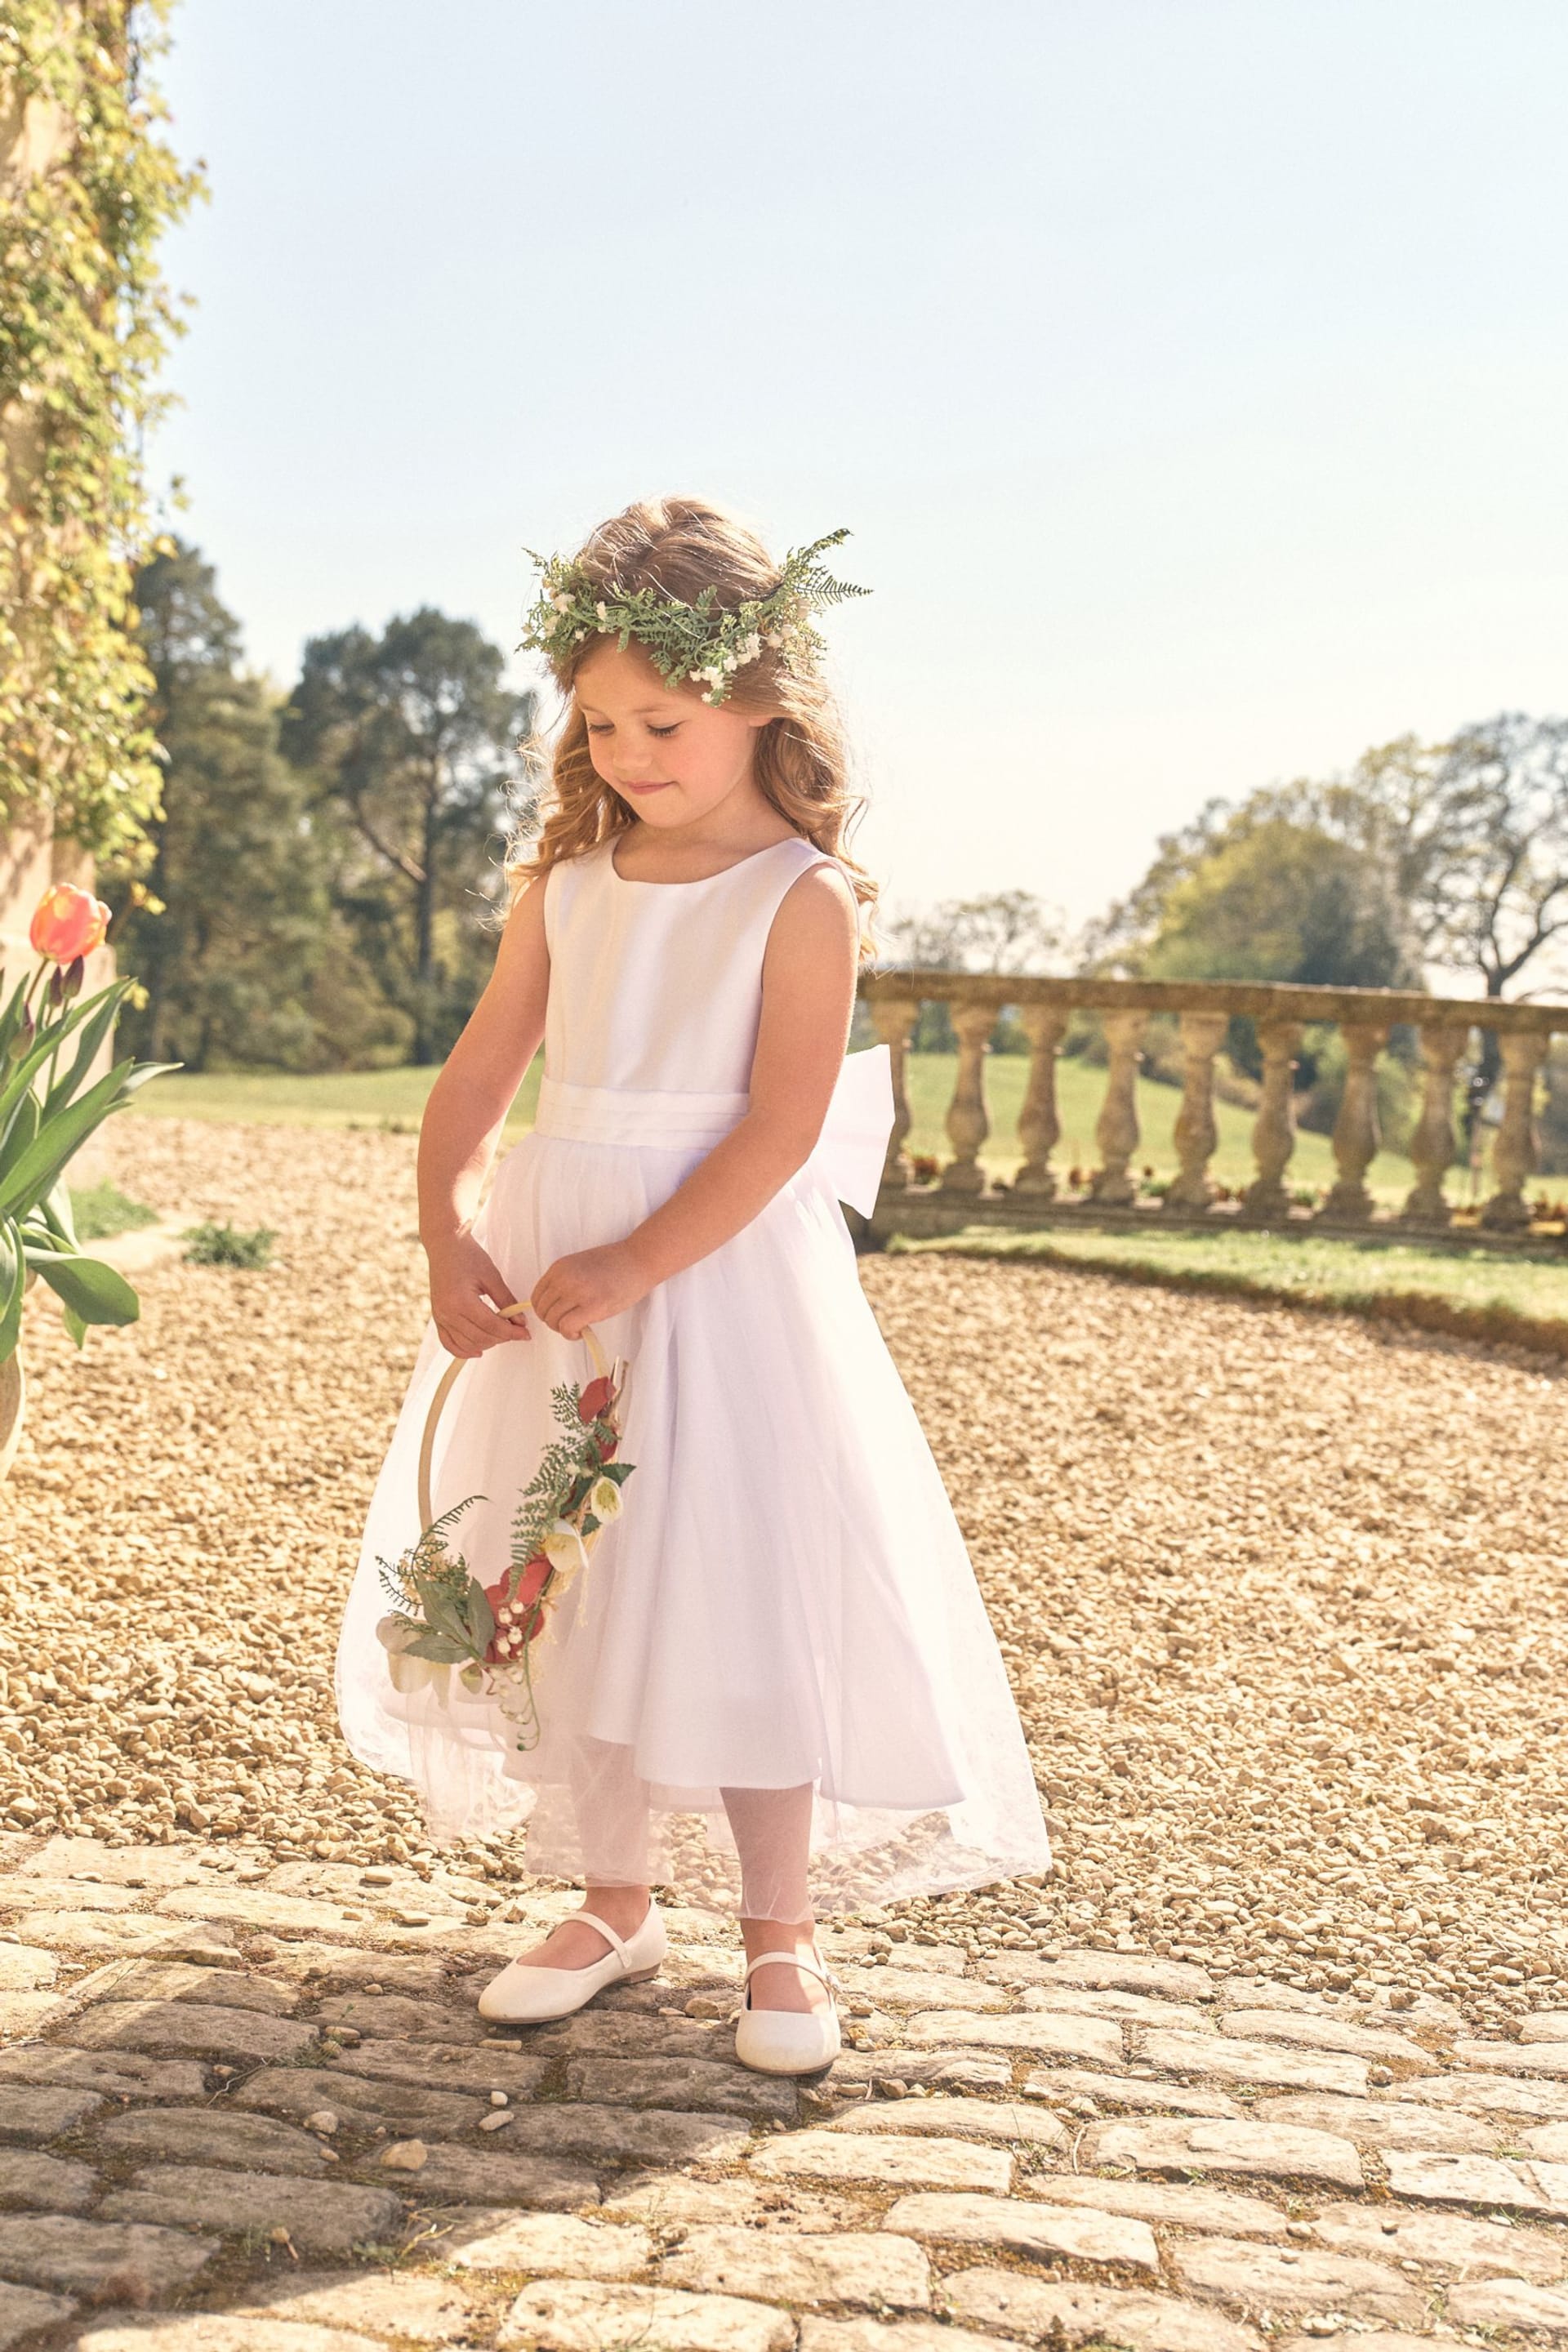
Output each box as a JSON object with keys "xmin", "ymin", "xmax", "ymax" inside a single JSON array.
[{"xmin": 151, "ymin": 0, "xmax": 1568, "ymax": 933}]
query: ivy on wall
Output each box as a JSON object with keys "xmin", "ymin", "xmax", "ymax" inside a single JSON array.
[{"xmin": 0, "ymin": 0, "xmax": 203, "ymax": 871}]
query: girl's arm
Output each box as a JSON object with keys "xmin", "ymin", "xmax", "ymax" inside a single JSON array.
[
  {"xmin": 418, "ymin": 871, "xmax": 550, "ymax": 1356},
  {"xmin": 529, "ymin": 864, "xmax": 860, "ymax": 1340}
]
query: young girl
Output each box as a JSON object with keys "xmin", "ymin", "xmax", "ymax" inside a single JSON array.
[{"xmin": 336, "ymin": 497, "xmax": 1052, "ymax": 2074}]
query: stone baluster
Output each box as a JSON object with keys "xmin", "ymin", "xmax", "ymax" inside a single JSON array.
[
  {"xmin": 1242, "ymin": 1021, "xmax": 1303, "ymax": 1218},
  {"xmin": 1403, "ymin": 1024, "xmax": 1469, "ymax": 1227},
  {"xmin": 1012, "ymin": 1004, "xmax": 1069, "ymax": 1196},
  {"xmin": 869, "ymin": 996, "xmax": 920, "ymax": 1188},
  {"xmin": 940, "ymin": 999, "xmax": 995, "ymax": 1193},
  {"xmin": 1480, "ymin": 1027, "xmax": 1552, "ymax": 1231},
  {"xmin": 1089, "ymin": 1010, "xmax": 1148, "ymax": 1205},
  {"xmin": 1165, "ymin": 1012, "xmax": 1229, "ymax": 1211},
  {"xmin": 1321, "ymin": 1022, "xmax": 1390, "ymax": 1224}
]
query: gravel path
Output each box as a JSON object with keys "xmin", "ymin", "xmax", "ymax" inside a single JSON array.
[{"xmin": 3, "ymin": 1119, "xmax": 1565, "ymax": 2038}]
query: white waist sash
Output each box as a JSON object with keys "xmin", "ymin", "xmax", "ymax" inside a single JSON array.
[{"xmin": 532, "ymin": 1041, "xmax": 894, "ymax": 1217}]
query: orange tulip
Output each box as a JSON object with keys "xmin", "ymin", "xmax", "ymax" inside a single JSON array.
[{"xmin": 29, "ymin": 884, "xmax": 110, "ymax": 965}]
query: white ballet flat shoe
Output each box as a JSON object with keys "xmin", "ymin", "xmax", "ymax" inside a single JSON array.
[
  {"xmin": 477, "ymin": 1902, "xmax": 668, "ymax": 2025},
  {"xmin": 733, "ymin": 1944, "xmax": 842, "ymax": 2076}
]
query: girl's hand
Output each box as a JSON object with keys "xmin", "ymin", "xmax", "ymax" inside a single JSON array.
[
  {"xmin": 530, "ymin": 1241, "xmax": 651, "ymax": 1342},
  {"xmin": 426, "ymin": 1229, "xmax": 532, "ymax": 1358}
]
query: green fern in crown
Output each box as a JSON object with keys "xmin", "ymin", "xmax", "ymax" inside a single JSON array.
[{"xmin": 519, "ymin": 528, "xmax": 869, "ymax": 706}]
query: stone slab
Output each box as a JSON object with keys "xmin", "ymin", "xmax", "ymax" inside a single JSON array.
[
  {"xmin": 0, "ymin": 2282, "xmax": 76, "ymax": 2350},
  {"xmin": 20, "ymin": 1837, "xmax": 215, "ymax": 1886},
  {"xmin": 0, "ymin": 2082, "xmax": 105, "ymax": 2140},
  {"xmin": 0, "ymin": 2146, "xmax": 95, "ymax": 2212},
  {"xmin": 661, "ymin": 2226, "xmax": 933, "ymax": 2310},
  {"xmin": 835, "ymin": 1967, "xmax": 1005, "ymax": 2011},
  {"xmin": 827, "ymin": 2096, "xmax": 1066, "ymax": 2149},
  {"xmin": 1022, "ymin": 1952, "xmax": 1214, "ymax": 2001},
  {"xmin": 1080, "ymin": 2117, "xmax": 1362, "ymax": 2190},
  {"xmin": 900, "ymin": 2011, "xmax": 1120, "ymax": 2063},
  {"xmin": 0, "ymin": 2212, "xmax": 215, "ymax": 2299},
  {"xmin": 325, "ymin": 2038, "xmax": 549, "ymax": 2100},
  {"xmin": 0, "ymin": 1992, "xmax": 64, "ymax": 2038},
  {"xmin": 235, "ymin": 2065, "xmax": 486, "ymax": 2139},
  {"xmin": 750, "ymin": 2130, "xmax": 1012, "ymax": 2194},
  {"xmin": 1446, "ymin": 2277, "xmax": 1568, "ymax": 2333},
  {"xmin": 389, "ymin": 2139, "xmax": 599, "ymax": 2210},
  {"xmin": 943, "ymin": 2267, "xmax": 1258, "ymax": 2350},
  {"xmin": 1254, "ymin": 2091, "xmax": 1503, "ymax": 2153},
  {"xmin": 441, "ymin": 2211, "xmax": 653, "ymax": 2278},
  {"xmin": 0, "ymin": 1946, "xmax": 56, "ymax": 1990},
  {"xmin": 799, "ymin": 2323, "xmax": 1021, "ymax": 2352},
  {"xmin": 1381, "ymin": 2146, "xmax": 1548, "ymax": 2210},
  {"xmin": 1390, "ymin": 2069, "xmax": 1568, "ymax": 2120},
  {"xmin": 1019, "ymin": 1987, "xmax": 1210, "ymax": 2031},
  {"xmin": 1137, "ymin": 2029, "xmax": 1367, "ymax": 2097},
  {"xmin": 231, "ymin": 2271, "xmax": 481, "ymax": 2341},
  {"xmin": 1021, "ymin": 2172, "xmax": 1288, "ymax": 2238},
  {"xmin": 1022, "ymin": 2067, "xmax": 1241, "ymax": 2119},
  {"xmin": 498, "ymin": 2280, "xmax": 794, "ymax": 2352},
  {"xmin": 99, "ymin": 1962, "xmax": 299, "ymax": 2015},
  {"xmin": 883, "ymin": 2192, "xmax": 1159, "ymax": 2272},
  {"xmin": 69, "ymin": 1998, "xmax": 315, "ymax": 2066},
  {"xmin": 1523, "ymin": 2013, "xmax": 1568, "ymax": 2044},
  {"xmin": 10, "ymin": 1914, "xmax": 238, "ymax": 1964},
  {"xmin": 0, "ymin": 2046, "xmax": 207, "ymax": 2102},
  {"xmin": 313, "ymin": 1993, "xmax": 488, "ymax": 2044},
  {"xmin": 1457, "ymin": 2035, "xmax": 1568, "ymax": 2077},
  {"xmin": 563, "ymin": 2053, "xmax": 796, "ymax": 2122},
  {"xmin": 1217, "ymin": 2008, "xmax": 1429, "ymax": 2065},
  {"xmin": 602, "ymin": 2174, "xmax": 858, "ymax": 2230},
  {"xmin": 1313, "ymin": 2195, "xmax": 1567, "ymax": 2281},
  {"xmin": 1169, "ymin": 2234, "xmax": 1421, "ymax": 2323},
  {"xmin": 98, "ymin": 2165, "xmax": 403, "ymax": 2259},
  {"xmin": 74, "ymin": 2323, "xmax": 385, "ymax": 2352},
  {"xmin": 96, "ymin": 2105, "xmax": 336, "ymax": 2176}
]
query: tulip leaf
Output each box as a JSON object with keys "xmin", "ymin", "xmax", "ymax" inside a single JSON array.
[
  {"xmin": 0, "ymin": 1218, "xmax": 23, "ymax": 1362},
  {"xmin": 39, "ymin": 985, "xmax": 129, "ymax": 1119},
  {"xmin": 24, "ymin": 1249, "xmax": 139, "ymax": 1328},
  {"xmin": 0, "ymin": 1058, "xmax": 137, "ymax": 1222},
  {"xmin": 60, "ymin": 1301, "xmax": 88, "ymax": 1351},
  {"xmin": 0, "ymin": 1086, "xmax": 40, "ymax": 1178},
  {"xmin": 0, "ymin": 983, "xmax": 122, "ymax": 1142}
]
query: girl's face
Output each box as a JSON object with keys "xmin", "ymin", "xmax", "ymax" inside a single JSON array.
[{"xmin": 575, "ymin": 639, "xmax": 773, "ymax": 834}]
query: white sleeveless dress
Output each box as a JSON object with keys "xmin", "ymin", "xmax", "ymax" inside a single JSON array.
[{"xmin": 335, "ymin": 832, "xmax": 1053, "ymax": 1913}]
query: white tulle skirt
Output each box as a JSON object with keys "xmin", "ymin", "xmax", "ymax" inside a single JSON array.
[{"xmin": 334, "ymin": 1128, "xmax": 1053, "ymax": 1917}]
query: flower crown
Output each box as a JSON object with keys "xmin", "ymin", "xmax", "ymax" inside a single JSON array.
[{"xmin": 518, "ymin": 527, "xmax": 869, "ymax": 706}]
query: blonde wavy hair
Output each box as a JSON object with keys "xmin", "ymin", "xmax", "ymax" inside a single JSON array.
[{"xmin": 505, "ymin": 497, "xmax": 880, "ymax": 959}]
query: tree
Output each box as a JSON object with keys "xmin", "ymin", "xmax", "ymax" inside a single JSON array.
[
  {"xmin": 282, "ymin": 612, "xmax": 532, "ymax": 1063},
  {"xmin": 1143, "ymin": 816, "xmax": 1415, "ymax": 992},
  {"xmin": 111, "ymin": 541, "xmax": 329, "ymax": 1070},
  {"xmin": 874, "ymin": 890, "xmax": 1067, "ymax": 1050}
]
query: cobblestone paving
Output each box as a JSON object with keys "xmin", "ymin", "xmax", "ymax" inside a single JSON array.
[
  {"xmin": 2, "ymin": 1835, "xmax": 1568, "ymax": 2347},
  {"xmin": 4, "ymin": 1121, "xmax": 1568, "ymax": 2342}
]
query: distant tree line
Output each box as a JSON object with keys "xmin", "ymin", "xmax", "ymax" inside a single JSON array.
[{"xmin": 109, "ymin": 543, "xmax": 534, "ymax": 1071}]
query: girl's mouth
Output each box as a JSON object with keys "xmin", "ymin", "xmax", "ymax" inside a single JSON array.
[{"xmin": 626, "ymin": 782, "xmax": 674, "ymax": 796}]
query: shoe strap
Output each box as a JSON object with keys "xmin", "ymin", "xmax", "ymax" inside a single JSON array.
[
  {"xmin": 743, "ymin": 1946, "xmax": 835, "ymax": 1990},
  {"xmin": 574, "ymin": 1909, "xmax": 635, "ymax": 1961}
]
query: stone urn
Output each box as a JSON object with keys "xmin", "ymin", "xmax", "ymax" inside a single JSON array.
[{"xmin": 0, "ymin": 1352, "xmax": 23, "ymax": 1484}]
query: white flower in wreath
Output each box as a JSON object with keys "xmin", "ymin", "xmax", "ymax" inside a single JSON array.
[
  {"xmin": 590, "ymin": 1475, "xmax": 622, "ymax": 1521},
  {"xmin": 543, "ymin": 1518, "xmax": 590, "ymax": 1584},
  {"xmin": 550, "ymin": 591, "xmax": 572, "ymax": 612}
]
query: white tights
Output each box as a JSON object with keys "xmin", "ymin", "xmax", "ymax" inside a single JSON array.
[{"xmin": 566, "ymin": 1735, "xmax": 814, "ymax": 1924}]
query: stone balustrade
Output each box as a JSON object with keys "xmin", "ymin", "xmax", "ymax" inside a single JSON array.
[{"xmin": 858, "ymin": 971, "xmax": 1566, "ymax": 1245}]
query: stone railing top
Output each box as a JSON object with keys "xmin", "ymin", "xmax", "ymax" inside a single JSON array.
[{"xmin": 859, "ymin": 968, "xmax": 1568, "ymax": 1034}]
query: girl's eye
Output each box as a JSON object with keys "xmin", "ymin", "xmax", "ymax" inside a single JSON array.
[
  {"xmin": 648, "ymin": 724, "xmax": 680, "ymax": 739},
  {"xmin": 586, "ymin": 722, "xmax": 613, "ymax": 736}
]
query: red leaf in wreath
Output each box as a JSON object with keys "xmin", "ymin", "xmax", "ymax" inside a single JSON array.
[
  {"xmin": 595, "ymin": 1431, "xmax": 617, "ymax": 1462},
  {"xmin": 578, "ymin": 1375, "xmax": 614, "ymax": 1423}
]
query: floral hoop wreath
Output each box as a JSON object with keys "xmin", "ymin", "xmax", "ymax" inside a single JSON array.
[
  {"xmin": 518, "ymin": 527, "xmax": 870, "ymax": 705},
  {"xmin": 374, "ymin": 1304, "xmax": 633, "ymax": 1751}
]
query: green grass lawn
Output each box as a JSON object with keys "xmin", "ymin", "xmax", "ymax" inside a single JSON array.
[
  {"xmin": 888, "ymin": 1221, "xmax": 1568, "ymax": 1354},
  {"xmin": 127, "ymin": 1049, "xmax": 1535, "ymax": 1215},
  {"xmin": 124, "ymin": 1060, "xmax": 544, "ymax": 1136}
]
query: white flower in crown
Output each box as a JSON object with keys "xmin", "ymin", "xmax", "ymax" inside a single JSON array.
[
  {"xmin": 590, "ymin": 1476, "xmax": 622, "ymax": 1521},
  {"xmin": 550, "ymin": 592, "xmax": 572, "ymax": 612},
  {"xmin": 542, "ymin": 1518, "xmax": 590, "ymax": 1584},
  {"xmin": 595, "ymin": 601, "xmax": 608, "ymax": 623}
]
